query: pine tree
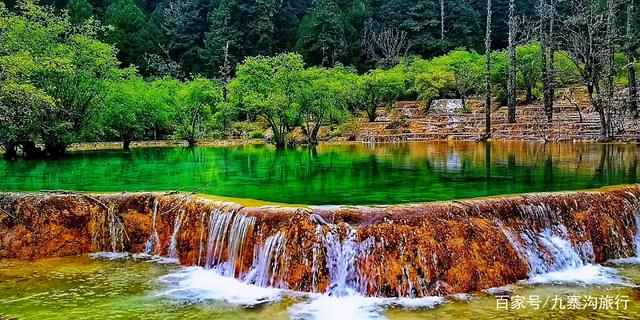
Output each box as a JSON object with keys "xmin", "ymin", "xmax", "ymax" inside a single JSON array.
[
  {"xmin": 251, "ymin": 0, "xmax": 277, "ymax": 55},
  {"xmin": 296, "ymin": 0, "xmax": 347, "ymax": 67},
  {"xmin": 162, "ymin": 0, "xmax": 203, "ymax": 74},
  {"xmin": 67, "ymin": 0, "xmax": 93, "ymax": 24},
  {"xmin": 105, "ymin": 0, "xmax": 152, "ymax": 67},
  {"xmin": 203, "ymin": 0, "xmax": 244, "ymax": 76}
]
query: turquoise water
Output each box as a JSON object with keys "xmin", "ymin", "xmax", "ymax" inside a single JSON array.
[{"xmin": 0, "ymin": 141, "xmax": 638, "ymax": 205}]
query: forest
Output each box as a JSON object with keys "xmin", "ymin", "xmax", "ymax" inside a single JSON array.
[{"xmin": 0, "ymin": 0, "xmax": 639, "ymax": 158}]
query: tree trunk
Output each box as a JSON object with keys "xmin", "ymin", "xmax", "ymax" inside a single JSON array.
[
  {"xmin": 43, "ymin": 142, "xmax": 66, "ymax": 158},
  {"xmin": 539, "ymin": 0, "xmax": 554, "ymax": 122},
  {"xmin": 588, "ymin": 85, "xmax": 611, "ymax": 141},
  {"xmin": 546, "ymin": 0, "xmax": 556, "ymax": 122},
  {"xmin": 440, "ymin": 0, "xmax": 445, "ymax": 40},
  {"xmin": 309, "ymin": 123, "xmax": 321, "ymax": 145},
  {"xmin": 187, "ymin": 138, "xmax": 196, "ymax": 148},
  {"xmin": 21, "ymin": 140, "xmax": 42, "ymax": 159},
  {"xmin": 367, "ymin": 105, "xmax": 377, "ymax": 122},
  {"xmin": 525, "ymin": 86, "xmax": 533, "ymax": 102},
  {"xmin": 484, "ymin": 0, "xmax": 493, "ymax": 138},
  {"xmin": 604, "ymin": 0, "xmax": 616, "ymax": 139},
  {"xmin": 2, "ymin": 143, "xmax": 17, "ymax": 160},
  {"xmin": 627, "ymin": 0, "xmax": 638, "ymax": 118},
  {"xmin": 123, "ymin": 139, "xmax": 131, "ymax": 150},
  {"xmin": 507, "ymin": 0, "xmax": 517, "ymax": 123}
]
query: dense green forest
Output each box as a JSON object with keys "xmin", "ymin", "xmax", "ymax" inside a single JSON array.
[
  {"xmin": 1, "ymin": 0, "xmax": 639, "ymax": 159},
  {"xmin": 2, "ymin": 0, "xmax": 539, "ymax": 75}
]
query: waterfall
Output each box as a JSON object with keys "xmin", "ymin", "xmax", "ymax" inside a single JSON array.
[
  {"xmin": 500, "ymin": 223, "xmax": 594, "ymax": 275},
  {"xmin": 633, "ymin": 214, "xmax": 640, "ymax": 258},
  {"xmin": 204, "ymin": 209, "xmax": 256, "ymax": 277},
  {"xmin": 108, "ymin": 208, "xmax": 124, "ymax": 253},
  {"xmin": 609, "ymin": 214, "xmax": 640, "ymax": 264},
  {"xmin": 12, "ymin": 188, "xmax": 639, "ymax": 300},
  {"xmin": 144, "ymin": 199, "xmax": 160, "ymax": 255},
  {"xmin": 324, "ymin": 225, "xmax": 361, "ymax": 297},
  {"xmin": 245, "ymin": 232, "xmax": 286, "ymax": 287},
  {"xmin": 167, "ymin": 210, "xmax": 185, "ymax": 260},
  {"xmin": 323, "ymin": 224, "xmax": 374, "ymax": 297},
  {"xmin": 197, "ymin": 211, "xmax": 207, "ymax": 266}
]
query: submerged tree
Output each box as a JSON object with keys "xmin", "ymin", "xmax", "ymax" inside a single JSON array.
[
  {"xmin": 298, "ymin": 66, "xmax": 357, "ymax": 144},
  {"xmin": 100, "ymin": 76, "xmax": 174, "ymax": 149}
]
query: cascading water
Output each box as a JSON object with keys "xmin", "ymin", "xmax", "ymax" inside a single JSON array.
[
  {"xmin": 609, "ymin": 214, "xmax": 640, "ymax": 264},
  {"xmin": 144, "ymin": 199, "xmax": 160, "ymax": 255},
  {"xmin": 204, "ymin": 209, "xmax": 256, "ymax": 277},
  {"xmin": 7, "ymin": 188, "xmax": 640, "ymax": 318},
  {"xmin": 108, "ymin": 208, "xmax": 124, "ymax": 253},
  {"xmin": 498, "ymin": 206, "xmax": 635, "ymax": 286},
  {"xmin": 323, "ymin": 224, "xmax": 375, "ymax": 297},
  {"xmin": 167, "ymin": 210, "xmax": 185, "ymax": 260},
  {"xmin": 246, "ymin": 232, "xmax": 287, "ymax": 287}
]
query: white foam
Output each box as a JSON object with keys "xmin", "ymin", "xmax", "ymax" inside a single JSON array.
[
  {"xmin": 88, "ymin": 252, "xmax": 129, "ymax": 260},
  {"xmin": 148, "ymin": 256, "xmax": 181, "ymax": 264},
  {"xmin": 290, "ymin": 295, "xmax": 385, "ymax": 320},
  {"xmin": 608, "ymin": 257, "xmax": 640, "ymax": 265},
  {"xmin": 388, "ymin": 296, "xmax": 445, "ymax": 309},
  {"xmin": 525, "ymin": 264, "xmax": 631, "ymax": 286},
  {"xmin": 157, "ymin": 267, "xmax": 444, "ymax": 318},
  {"xmin": 156, "ymin": 267, "xmax": 283, "ymax": 307},
  {"xmin": 289, "ymin": 295, "xmax": 444, "ymax": 320}
]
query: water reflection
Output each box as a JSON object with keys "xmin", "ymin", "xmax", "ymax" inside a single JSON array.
[{"xmin": 0, "ymin": 141, "xmax": 638, "ymax": 205}]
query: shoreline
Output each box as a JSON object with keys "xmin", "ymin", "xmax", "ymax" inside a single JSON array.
[{"xmin": 64, "ymin": 137, "xmax": 636, "ymax": 153}]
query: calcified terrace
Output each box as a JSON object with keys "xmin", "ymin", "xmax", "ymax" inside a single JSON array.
[{"xmin": 1, "ymin": 186, "xmax": 640, "ymax": 297}]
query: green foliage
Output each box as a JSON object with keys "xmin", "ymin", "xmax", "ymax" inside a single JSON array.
[
  {"xmin": 162, "ymin": 0, "xmax": 203, "ymax": 74},
  {"xmin": 358, "ymin": 68, "xmax": 405, "ymax": 121},
  {"xmin": 0, "ymin": 0, "xmax": 124, "ymax": 157},
  {"xmin": 105, "ymin": 0, "xmax": 160, "ymax": 68},
  {"xmin": 298, "ymin": 65, "xmax": 356, "ymax": 143},
  {"xmin": 411, "ymin": 50, "xmax": 483, "ymax": 109},
  {"xmin": 295, "ymin": 0, "xmax": 349, "ymax": 67},
  {"xmin": 229, "ymin": 53, "xmax": 306, "ymax": 147},
  {"xmin": 6, "ymin": 0, "xmax": 638, "ymax": 157},
  {"xmin": 516, "ymin": 43, "xmax": 543, "ymax": 101},
  {"xmin": 67, "ymin": 0, "xmax": 92, "ymax": 24},
  {"xmin": 174, "ymin": 78, "xmax": 223, "ymax": 146},
  {"xmin": 248, "ymin": 130, "xmax": 264, "ymax": 139},
  {"xmin": 99, "ymin": 76, "xmax": 174, "ymax": 147}
]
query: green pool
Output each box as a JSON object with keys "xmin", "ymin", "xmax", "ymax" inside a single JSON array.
[{"xmin": 1, "ymin": 141, "xmax": 638, "ymax": 205}]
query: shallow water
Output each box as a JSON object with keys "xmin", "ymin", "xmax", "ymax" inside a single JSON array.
[
  {"xmin": 1, "ymin": 141, "xmax": 639, "ymax": 205},
  {"xmin": 1, "ymin": 256, "xmax": 639, "ymax": 319}
]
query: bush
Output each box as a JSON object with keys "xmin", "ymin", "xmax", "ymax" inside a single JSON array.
[{"xmin": 248, "ymin": 130, "xmax": 264, "ymax": 139}]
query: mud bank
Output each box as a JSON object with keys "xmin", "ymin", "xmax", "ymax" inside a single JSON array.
[{"xmin": 1, "ymin": 186, "xmax": 639, "ymax": 297}]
